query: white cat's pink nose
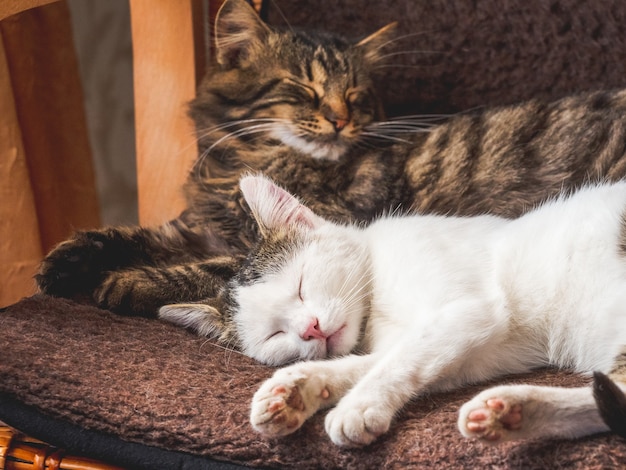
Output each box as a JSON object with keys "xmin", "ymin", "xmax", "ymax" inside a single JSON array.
[{"xmin": 302, "ymin": 318, "xmax": 327, "ymax": 341}]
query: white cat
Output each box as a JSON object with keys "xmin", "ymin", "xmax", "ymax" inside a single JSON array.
[{"xmin": 167, "ymin": 174, "xmax": 626, "ymax": 447}]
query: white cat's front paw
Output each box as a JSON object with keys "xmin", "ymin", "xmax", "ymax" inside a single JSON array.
[
  {"xmin": 250, "ymin": 366, "xmax": 330, "ymax": 437},
  {"xmin": 458, "ymin": 387, "xmax": 525, "ymax": 443},
  {"xmin": 325, "ymin": 399, "xmax": 392, "ymax": 447}
]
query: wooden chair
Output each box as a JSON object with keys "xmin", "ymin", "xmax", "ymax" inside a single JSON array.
[
  {"xmin": 0, "ymin": 0, "xmax": 99, "ymax": 307},
  {"xmin": 0, "ymin": 0, "xmax": 216, "ymax": 308},
  {"xmin": 0, "ymin": 0, "xmax": 228, "ymax": 468}
]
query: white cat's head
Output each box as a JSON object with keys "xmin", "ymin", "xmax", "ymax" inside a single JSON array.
[{"xmin": 230, "ymin": 174, "xmax": 371, "ymax": 365}]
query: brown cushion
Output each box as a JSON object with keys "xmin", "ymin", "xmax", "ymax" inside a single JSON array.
[
  {"xmin": 267, "ymin": 0, "xmax": 626, "ymax": 115},
  {"xmin": 1, "ymin": 295, "xmax": 624, "ymax": 468}
]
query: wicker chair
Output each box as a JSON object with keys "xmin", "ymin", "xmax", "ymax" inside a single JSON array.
[{"xmin": 0, "ymin": 425, "xmax": 124, "ymax": 470}]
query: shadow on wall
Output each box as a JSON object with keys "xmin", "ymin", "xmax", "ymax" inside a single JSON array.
[{"xmin": 68, "ymin": 0, "xmax": 138, "ymax": 225}]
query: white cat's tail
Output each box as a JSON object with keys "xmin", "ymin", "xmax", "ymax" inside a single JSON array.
[{"xmin": 593, "ymin": 372, "xmax": 626, "ymax": 438}]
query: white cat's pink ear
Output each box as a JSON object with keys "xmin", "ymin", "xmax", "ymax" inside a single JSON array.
[
  {"xmin": 215, "ymin": 0, "xmax": 270, "ymax": 67},
  {"xmin": 239, "ymin": 175, "xmax": 323, "ymax": 235}
]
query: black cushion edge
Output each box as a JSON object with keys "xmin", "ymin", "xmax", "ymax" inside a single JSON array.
[{"xmin": 0, "ymin": 392, "xmax": 253, "ymax": 470}]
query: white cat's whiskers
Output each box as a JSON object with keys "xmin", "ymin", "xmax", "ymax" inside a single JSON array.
[
  {"xmin": 334, "ymin": 259, "xmax": 366, "ymax": 300},
  {"xmin": 342, "ymin": 278, "xmax": 374, "ymax": 312},
  {"xmin": 200, "ymin": 336, "xmax": 245, "ymax": 368},
  {"xmin": 336, "ymin": 266, "xmax": 374, "ymax": 311}
]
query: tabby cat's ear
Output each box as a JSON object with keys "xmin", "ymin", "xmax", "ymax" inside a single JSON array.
[
  {"xmin": 239, "ymin": 174, "xmax": 324, "ymax": 236},
  {"xmin": 214, "ymin": 0, "xmax": 271, "ymax": 67},
  {"xmin": 355, "ymin": 22, "xmax": 398, "ymax": 62}
]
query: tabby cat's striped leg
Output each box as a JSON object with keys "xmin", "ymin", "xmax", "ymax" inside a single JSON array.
[
  {"xmin": 36, "ymin": 219, "xmax": 223, "ymax": 300},
  {"xmin": 93, "ymin": 256, "xmax": 242, "ymax": 316}
]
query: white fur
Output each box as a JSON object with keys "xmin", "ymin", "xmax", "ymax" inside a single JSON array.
[
  {"xmin": 270, "ymin": 124, "xmax": 350, "ymax": 161},
  {"xmin": 237, "ymin": 176, "xmax": 626, "ymax": 446},
  {"xmin": 234, "ymin": 222, "xmax": 369, "ymax": 365},
  {"xmin": 159, "ymin": 304, "xmax": 221, "ymax": 338}
]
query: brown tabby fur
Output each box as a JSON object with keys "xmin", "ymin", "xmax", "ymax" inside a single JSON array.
[{"xmin": 38, "ymin": 0, "xmax": 626, "ymax": 345}]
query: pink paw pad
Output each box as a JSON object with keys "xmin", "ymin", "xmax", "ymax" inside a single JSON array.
[{"xmin": 466, "ymin": 398, "xmax": 523, "ymax": 441}]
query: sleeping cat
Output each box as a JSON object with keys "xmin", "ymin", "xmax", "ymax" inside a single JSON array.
[
  {"xmin": 32, "ymin": 0, "xmax": 626, "ymax": 441},
  {"xmin": 37, "ymin": 0, "xmax": 626, "ymax": 345},
  {"xmin": 227, "ymin": 174, "xmax": 626, "ymax": 447}
]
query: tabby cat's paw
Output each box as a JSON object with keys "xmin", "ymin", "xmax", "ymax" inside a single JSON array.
[
  {"xmin": 325, "ymin": 399, "xmax": 392, "ymax": 447},
  {"xmin": 36, "ymin": 231, "xmax": 112, "ymax": 297},
  {"xmin": 458, "ymin": 390, "xmax": 524, "ymax": 443},
  {"xmin": 250, "ymin": 367, "xmax": 330, "ymax": 437},
  {"xmin": 94, "ymin": 270, "xmax": 151, "ymax": 315}
]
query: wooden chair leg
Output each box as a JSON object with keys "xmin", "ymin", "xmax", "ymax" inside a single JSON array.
[
  {"xmin": 0, "ymin": 425, "xmax": 124, "ymax": 470},
  {"xmin": 129, "ymin": 0, "xmax": 206, "ymax": 227}
]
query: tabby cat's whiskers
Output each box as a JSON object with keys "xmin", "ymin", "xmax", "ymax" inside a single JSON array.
[
  {"xmin": 196, "ymin": 118, "xmax": 291, "ymax": 137},
  {"xmin": 376, "ymin": 50, "xmax": 442, "ymax": 61},
  {"xmin": 359, "ymin": 114, "xmax": 448, "ymax": 145},
  {"xmin": 375, "ymin": 30, "xmax": 438, "ymax": 50},
  {"xmin": 193, "ymin": 118, "xmax": 291, "ymax": 179},
  {"xmin": 359, "ymin": 131, "xmax": 412, "ymax": 144}
]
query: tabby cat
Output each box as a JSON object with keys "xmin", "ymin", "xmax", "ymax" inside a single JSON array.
[
  {"xmin": 38, "ymin": 0, "xmax": 626, "ymax": 345},
  {"xmin": 227, "ymin": 174, "xmax": 626, "ymax": 447}
]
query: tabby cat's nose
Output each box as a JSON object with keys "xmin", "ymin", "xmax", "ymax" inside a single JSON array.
[
  {"xmin": 323, "ymin": 100, "xmax": 350, "ymax": 133},
  {"xmin": 328, "ymin": 117, "xmax": 349, "ymax": 132}
]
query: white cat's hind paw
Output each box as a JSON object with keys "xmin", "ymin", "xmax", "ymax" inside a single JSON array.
[
  {"xmin": 459, "ymin": 383, "xmax": 606, "ymax": 443},
  {"xmin": 458, "ymin": 390, "xmax": 524, "ymax": 443},
  {"xmin": 250, "ymin": 368, "xmax": 329, "ymax": 437}
]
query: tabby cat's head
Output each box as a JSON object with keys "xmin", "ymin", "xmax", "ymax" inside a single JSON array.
[{"xmin": 191, "ymin": 0, "xmax": 396, "ymax": 161}]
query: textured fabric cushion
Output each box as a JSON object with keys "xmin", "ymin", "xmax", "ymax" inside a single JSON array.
[
  {"xmin": 1, "ymin": 295, "xmax": 625, "ymax": 469},
  {"xmin": 267, "ymin": 0, "xmax": 626, "ymax": 115}
]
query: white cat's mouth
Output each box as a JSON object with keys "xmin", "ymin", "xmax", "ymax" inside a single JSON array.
[{"xmin": 326, "ymin": 323, "xmax": 347, "ymax": 355}]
